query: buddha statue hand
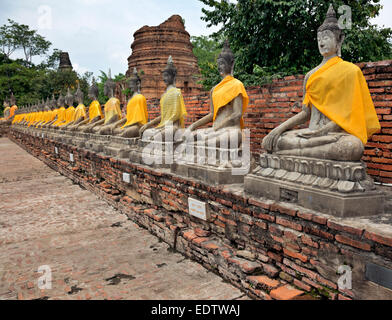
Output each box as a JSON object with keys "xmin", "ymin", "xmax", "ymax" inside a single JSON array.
[
  {"xmin": 139, "ymin": 124, "xmax": 149, "ymax": 136},
  {"xmin": 297, "ymin": 129, "xmax": 324, "ymax": 139},
  {"xmin": 262, "ymin": 126, "xmax": 285, "ymax": 153}
]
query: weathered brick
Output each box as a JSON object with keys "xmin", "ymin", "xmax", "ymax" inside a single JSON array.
[
  {"xmin": 270, "ymin": 285, "xmax": 304, "ymax": 300},
  {"xmin": 283, "ymin": 248, "xmax": 308, "ymax": 263},
  {"xmin": 327, "ymin": 221, "xmax": 364, "ymax": 237},
  {"xmin": 271, "ymin": 203, "xmax": 297, "ymax": 217},
  {"xmin": 247, "ymin": 275, "xmax": 280, "ymax": 290},
  {"xmin": 364, "ymin": 231, "xmax": 392, "ymax": 247},
  {"xmin": 276, "ymin": 217, "xmax": 302, "ymax": 231},
  {"xmin": 335, "ymin": 234, "xmax": 372, "ymax": 251}
]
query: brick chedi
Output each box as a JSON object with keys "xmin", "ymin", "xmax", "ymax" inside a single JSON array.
[{"xmin": 126, "ymin": 15, "xmax": 201, "ymax": 100}]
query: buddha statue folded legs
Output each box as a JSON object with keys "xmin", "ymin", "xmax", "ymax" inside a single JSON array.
[{"xmin": 244, "ymin": 5, "xmax": 384, "ymax": 217}]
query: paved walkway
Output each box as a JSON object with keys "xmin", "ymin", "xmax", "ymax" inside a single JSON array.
[{"xmin": 0, "ymin": 138, "xmax": 247, "ymax": 300}]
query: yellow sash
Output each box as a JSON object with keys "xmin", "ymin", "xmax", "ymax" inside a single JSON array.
[
  {"xmin": 104, "ymin": 98, "xmax": 122, "ymax": 124},
  {"xmin": 157, "ymin": 87, "xmax": 187, "ymax": 128},
  {"xmin": 303, "ymin": 57, "xmax": 380, "ymax": 144},
  {"xmin": 73, "ymin": 104, "xmax": 87, "ymax": 122},
  {"xmin": 88, "ymin": 100, "xmax": 103, "ymax": 123},
  {"xmin": 53, "ymin": 107, "xmax": 66, "ymax": 126},
  {"xmin": 212, "ymin": 75, "xmax": 249, "ymax": 129},
  {"xmin": 121, "ymin": 94, "xmax": 148, "ymax": 129}
]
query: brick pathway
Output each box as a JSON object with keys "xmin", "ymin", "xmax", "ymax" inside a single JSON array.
[{"xmin": 0, "ymin": 138, "xmax": 247, "ymax": 300}]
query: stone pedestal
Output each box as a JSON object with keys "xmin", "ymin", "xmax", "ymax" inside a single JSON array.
[
  {"xmin": 102, "ymin": 136, "xmax": 139, "ymax": 159},
  {"xmin": 84, "ymin": 134, "xmax": 111, "ymax": 153},
  {"xmin": 244, "ymin": 153, "xmax": 385, "ymax": 217},
  {"xmin": 170, "ymin": 143, "xmax": 248, "ymax": 185},
  {"xmin": 70, "ymin": 132, "xmax": 91, "ymax": 148},
  {"xmin": 129, "ymin": 139, "xmax": 181, "ymax": 169}
]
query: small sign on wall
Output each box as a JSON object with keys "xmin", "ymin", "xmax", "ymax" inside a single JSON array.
[
  {"xmin": 188, "ymin": 197, "xmax": 209, "ymax": 221},
  {"xmin": 54, "ymin": 147, "xmax": 58, "ymax": 154},
  {"xmin": 69, "ymin": 153, "xmax": 74, "ymax": 162},
  {"xmin": 122, "ymin": 172, "xmax": 131, "ymax": 183}
]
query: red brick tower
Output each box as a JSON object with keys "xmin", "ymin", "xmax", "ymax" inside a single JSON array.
[{"xmin": 126, "ymin": 15, "xmax": 202, "ymax": 100}]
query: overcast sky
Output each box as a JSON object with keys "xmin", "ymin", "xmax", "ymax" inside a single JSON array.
[{"xmin": 1, "ymin": 0, "xmax": 391, "ymax": 79}]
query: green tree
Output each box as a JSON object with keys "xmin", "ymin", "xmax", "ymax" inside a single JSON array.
[
  {"xmin": 191, "ymin": 35, "xmax": 222, "ymax": 90},
  {"xmin": 0, "ymin": 19, "xmax": 51, "ymax": 64},
  {"xmin": 200, "ymin": 0, "xmax": 392, "ymax": 83}
]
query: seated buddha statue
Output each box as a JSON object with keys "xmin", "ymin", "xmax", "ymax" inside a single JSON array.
[
  {"xmin": 90, "ymin": 70, "xmax": 122, "ymax": 135},
  {"xmin": 140, "ymin": 56, "xmax": 187, "ymax": 142},
  {"xmin": 184, "ymin": 41, "xmax": 248, "ymax": 153},
  {"xmin": 49, "ymin": 94, "xmax": 66, "ymax": 128},
  {"xmin": 262, "ymin": 5, "xmax": 380, "ymax": 161},
  {"xmin": 42, "ymin": 95, "xmax": 59, "ymax": 128},
  {"xmin": 58, "ymin": 88, "xmax": 76, "ymax": 129},
  {"xmin": 63, "ymin": 84, "xmax": 87, "ymax": 130},
  {"xmin": 8, "ymin": 93, "xmax": 18, "ymax": 122},
  {"xmin": 35, "ymin": 99, "xmax": 50, "ymax": 128},
  {"xmin": 108, "ymin": 68, "xmax": 148, "ymax": 138},
  {"xmin": 0, "ymin": 99, "xmax": 10, "ymax": 123},
  {"xmin": 75, "ymin": 78, "xmax": 104, "ymax": 132}
]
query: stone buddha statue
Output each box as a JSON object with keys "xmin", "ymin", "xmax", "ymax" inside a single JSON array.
[
  {"xmin": 140, "ymin": 56, "xmax": 186, "ymax": 142},
  {"xmin": 90, "ymin": 70, "xmax": 122, "ymax": 135},
  {"xmin": 49, "ymin": 94, "xmax": 66, "ymax": 128},
  {"xmin": 64, "ymin": 84, "xmax": 87, "ymax": 130},
  {"xmin": 109, "ymin": 68, "xmax": 148, "ymax": 138},
  {"xmin": 58, "ymin": 88, "xmax": 76, "ymax": 129},
  {"xmin": 244, "ymin": 5, "xmax": 384, "ymax": 217},
  {"xmin": 77, "ymin": 78, "xmax": 104, "ymax": 132},
  {"xmin": 262, "ymin": 5, "xmax": 380, "ymax": 161},
  {"xmin": 42, "ymin": 94, "xmax": 60, "ymax": 128},
  {"xmin": 35, "ymin": 99, "xmax": 49, "ymax": 128},
  {"xmin": 8, "ymin": 93, "xmax": 18, "ymax": 121},
  {"xmin": 184, "ymin": 41, "xmax": 248, "ymax": 153},
  {"xmin": 0, "ymin": 98, "xmax": 10, "ymax": 122}
]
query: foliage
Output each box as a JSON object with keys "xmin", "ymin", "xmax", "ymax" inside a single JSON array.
[
  {"xmin": 199, "ymin": 0, "xmax": 392, "ymax": 86},
  {"xmin": 0, "ymin": 19, "xmax": 51, "ymax": 63},
  {"xmin": 191, "ymin": 35, "xmax": 222, "ymax": 90}
]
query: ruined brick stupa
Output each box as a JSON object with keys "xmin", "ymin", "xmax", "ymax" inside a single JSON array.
[{"xmin": 126, "ymin": 15, "xmax": 201, "ymax": 100}]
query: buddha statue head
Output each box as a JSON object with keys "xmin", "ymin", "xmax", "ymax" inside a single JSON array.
[
  {"xmin": 163, "ymin": 56, "xmax": 177, "ymax": 86},
  {"xmin": 58, "ymin": 93, "xmax": 65, "ymax": 107},
  {"xmin": 217, "ymin": 40, "xmax": 235, "ymax": 77},
  {"xmin": 50, "ymin": 94, "xmax": 57, "ymax": 109},
  {"xmin": 88, "ymin": 77, "xmax": 99, "ymax": 101},
  {"xmin": 75, "ymin": 83, "xmax": 84, "ymax": 104},
  {"xmin": 45, "ymin": 97, "xmax": 51, "ymax": 111},
  {"xmin": 65, "ymin": 87, "xmax": 74, "ymax": 107},
  {"xmin": 129, "ymin": 67, "xmax": 141, "ymax": 93},
  {"xmin": 317, "ymin": 4, "xmax": 345, "ymax": 58},
  {"xmin": 3, "ymin": 97, "xmax": 9, "ymax": 109},
  {"xmin": 104, "ymin": 69, "xmax": 115, "ymax": 98},
  {"xmin": 10, "ymin": 92, "xmax": 16, "ymax": 106}
]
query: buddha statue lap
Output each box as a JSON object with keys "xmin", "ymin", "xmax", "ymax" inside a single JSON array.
[{"xmin": 244, "ymin": 5, "xmax": 384, "ymax": 217}]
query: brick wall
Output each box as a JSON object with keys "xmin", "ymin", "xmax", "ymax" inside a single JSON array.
[
  {"xmin": 144, "ymin": 60, "xmax": 392, "ymax": 183},
  {"xmin": 10, "ymin": 129, "xmax": 392, "ymax": 300}
]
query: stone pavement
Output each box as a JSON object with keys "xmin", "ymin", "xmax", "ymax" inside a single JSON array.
[{"xmin": 0, "ymin": 138, "xmax": 247, "ymax": 300}]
